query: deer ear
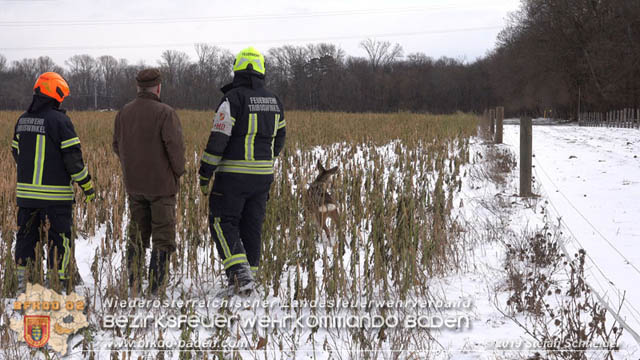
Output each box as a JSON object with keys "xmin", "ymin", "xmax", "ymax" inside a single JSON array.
[
  {"xmin": 328, "ymin": 166, "xmax": 339, "ymax": 174},
  {"xmin": 317, "ymin": 160, "xmax": 325, "ymax": 172}
]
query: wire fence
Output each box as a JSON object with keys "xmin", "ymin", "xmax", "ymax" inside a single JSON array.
[{"xmin": 532, "ymin": 156, "xmax": 640, "ymax": 346}]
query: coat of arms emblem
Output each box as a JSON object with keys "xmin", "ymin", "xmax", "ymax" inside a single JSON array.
[{"xmin": 24, "ymin": 315, "xmax": 50, "ymax": 348}]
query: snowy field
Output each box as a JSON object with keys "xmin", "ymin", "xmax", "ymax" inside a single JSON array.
[
  {"xmin": 4, "ymin": 121, "xmax": 640, "ymax": 359},
  {"xmin": 504, "ymin": 123, "xmax": 640, "ymax": 350}
]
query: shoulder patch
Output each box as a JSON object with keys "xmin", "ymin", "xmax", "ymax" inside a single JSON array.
[{"xmin": 212, "ymin": 99, "xmax": 233, "ymax": 136}]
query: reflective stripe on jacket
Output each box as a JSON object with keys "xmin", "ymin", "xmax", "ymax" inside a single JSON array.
[
  {"xmin": 12, "ymin": 95, "xmax": 91, "ymax": 207},
  {"xmin": 198, "ymin": 73, "xmax": 286, "ymax": 180}
]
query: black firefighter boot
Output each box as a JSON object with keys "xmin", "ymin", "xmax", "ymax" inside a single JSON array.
[
  {"xmin": 148, "ymin": 249, "xmax": 169, "ymax": 295},
  {"xmin": 228, "ymin": 263, "xmax": 255, "ymax": 296}
]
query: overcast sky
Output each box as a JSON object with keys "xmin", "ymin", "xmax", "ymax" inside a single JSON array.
[{"xmin": 0, "ymin": 0, "xmax": 521, "ymax": 67}]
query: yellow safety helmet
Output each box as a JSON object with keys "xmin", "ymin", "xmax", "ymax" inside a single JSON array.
[{"xmin": 233, "ymin": 47, "xmax": 265, "ymax": 75}]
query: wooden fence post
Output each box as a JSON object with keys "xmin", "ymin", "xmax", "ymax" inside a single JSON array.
[
  {"xmin": 495, "ymin": 106, "xmax": 504, "ymax": 144},
  {"xmin": 627, "ymin": 109, "xmax": 630, "ymax": 128},
  {"xmin": 482, "ymin": 109, "xmax": 490, "ymax": 139},
  {"xmin": 489, "ymin": 109, "xmax": 496, "ymax": 136},
  {"xmin": 617, "ymin": 110, "xmax": 621, "ymax": 127},
  {"xmin": 520, "ymin": 117, "xmax": 532, "ymax": 197}
]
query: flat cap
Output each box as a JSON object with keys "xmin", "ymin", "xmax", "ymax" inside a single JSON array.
[{"xmin": 136, "ymin": 68, "xmax": 161, "ymax": 87}]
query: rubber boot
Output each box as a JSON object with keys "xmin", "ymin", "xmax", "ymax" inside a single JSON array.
[
  {"xmin": 61, "ymin": 268, "xmax": 84, "ymax": 294},
  {"xmin": 126, "ymin": 242, "xmax": 144, "ymax": 294},
  {"xmin": 16, "ymin": 268, "xmax": 26, "ymax": 295},
  {"xmin": 149, "ymin": 249, "xmax": 169, "ymax": 295},
  {"xmin": 227, "ymin": 263, "xmax": 255, "ymax": 297}
]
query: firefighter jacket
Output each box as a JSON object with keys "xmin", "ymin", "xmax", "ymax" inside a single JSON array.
[
  {"xmin": 11, "ymin": 95, "xmax": 93, "ymax": 208},
  {"xmin": 198, "ymin": 73, "xmax": 286, "ymax": 182}
]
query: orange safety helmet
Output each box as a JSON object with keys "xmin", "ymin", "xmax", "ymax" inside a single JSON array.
[{"xmin": 33, "ymin": 72, "xmax": 70, "ymax": 103}]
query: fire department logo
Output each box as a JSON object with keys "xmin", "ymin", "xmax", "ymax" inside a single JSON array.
[
  {"xmin": 10, "ymin": 283, "xmax": 88, "ymax": 354},
  {"xmin": 24, "ymin": 315, "xmax": 50, "ymax": 348}
]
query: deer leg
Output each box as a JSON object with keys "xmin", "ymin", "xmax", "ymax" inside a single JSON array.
[
  {"xmin": 327, "ymin": 209, "xmax": 340, "ymax": 229},
  {"xmin": 313, "ymin": 211, "xmax": 324, "ymax": 238},
  {"xmin": 322, "ymin": 213, "xmax": 331, "ymax": 239}
]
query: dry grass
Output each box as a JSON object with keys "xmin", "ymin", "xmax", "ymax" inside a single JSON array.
[{"xmin": 0, "ymin": 109, "xmax": 478, "ymax": 356}]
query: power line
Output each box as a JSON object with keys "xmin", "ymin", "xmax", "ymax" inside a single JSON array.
[
  {"xmin": 0, "ymin": 26, "xmax": 502, "ymax": 52},
  {"xmin": 0, "ymin": 5, "xmax": 491, "ymax": 27}
]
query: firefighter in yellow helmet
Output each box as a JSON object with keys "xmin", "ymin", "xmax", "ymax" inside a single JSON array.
[
  {"xmin": 198, "ymin": 47, "xmax": 286, "ymax": 296},
  {"xmin": 11, "ymin": 72, "xmax": 95, "ymax": 294}
]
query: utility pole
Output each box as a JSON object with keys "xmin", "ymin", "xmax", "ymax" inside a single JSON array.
[{"xmin": 94, "ymin": 82, "xmax": 98, "ymax": 110}]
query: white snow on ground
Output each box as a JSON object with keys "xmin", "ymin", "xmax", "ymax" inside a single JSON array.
[
  {"xmin": 7, "ymin": 126, "xmax": 640, "ymax": 359},
  {"xmin": 504, "ymin": 123, "xmax": 640, "ymax": 349}
]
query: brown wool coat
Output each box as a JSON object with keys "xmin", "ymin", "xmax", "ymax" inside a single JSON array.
[{"xmin": 113, "ymin": 92, "xmax": 186, "ymax": 196}]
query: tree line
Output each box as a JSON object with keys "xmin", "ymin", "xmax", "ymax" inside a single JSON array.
[
  {"xmin": 488, "ymin": 0, "xmax": 640, "ymax": 118},
  {"xmin": 0, "ymin": 41, "xmax": 491, "ymax": 114},
  {"xmin": 1, "ymin": 0, "xmax": 638, "ymax": 118}
]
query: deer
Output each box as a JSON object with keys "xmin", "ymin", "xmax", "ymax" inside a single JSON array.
[{"xmin": 305, "ymin": 160, "xmax": 340, "ymax": 239}]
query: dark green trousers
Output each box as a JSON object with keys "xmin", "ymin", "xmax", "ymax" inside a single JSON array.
[{"xmin": 127, "ymin": 194, "xmax": 177, "ymax": 253}]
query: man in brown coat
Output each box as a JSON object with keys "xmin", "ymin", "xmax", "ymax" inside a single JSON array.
[{"xmin": 113, "ymin": 68, "xmax": 185, "ymax": 295}]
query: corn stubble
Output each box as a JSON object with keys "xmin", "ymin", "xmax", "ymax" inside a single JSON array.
[{"xmin": 0, "ymin": 110, "xmax": 477, "ymax": 353}]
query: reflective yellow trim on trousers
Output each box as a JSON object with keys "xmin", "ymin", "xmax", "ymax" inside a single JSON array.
[
  {"xmin": 33, "ymin": 135, "xmax": 46, "ymax": 185},
  {"xmin": 244, "ymin": 113, "xmax": 258, "ymax": 161},
  {"xmin": 213, "ymin": 217, "xmax": 232, "ymax": 259},
  {"xmin": 12, "ymin": 140, "xmax": 19, "ymax": 149},
  {"xmin": 58, "ymin": 233, "xmax": 70, "ymax": 280},
  {"xmin": 223, "ymin": 253, "xmax": 248, "ymax": 270},
  {"xmin": 277, "ymin": 119, "xmax": 286, "ymax": 129}
]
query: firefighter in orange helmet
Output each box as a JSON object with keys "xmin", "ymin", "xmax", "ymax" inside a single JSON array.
[{"xmin": 11, "ymin": 72, "xmax": 95, "ymax": 294}]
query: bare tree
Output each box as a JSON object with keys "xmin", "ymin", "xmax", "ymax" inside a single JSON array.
[
  {"xmin": 12, "ymin": 58, "xmax": 39, "ymax": 82},
  {"xmin": 359, "ymin": 38, "xmax": 403, "ymax": 69},
  {"xmin": 66, "ymin": 54, "xmax": 97, "ymax": 108},
  {"xmin": 98, "ymin": 55, "xmax": 120, "ymax": 108},
  {"xmin": 35, "ymin": 56, "xmax": 61, "ymax": 75},
  {"xmin": 158, "ymin": 50, "xmax": 190, "ymax": 84},
  {"xmin": 0, "ymin": 54, "xmax": 6, "ymax": 72}
]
